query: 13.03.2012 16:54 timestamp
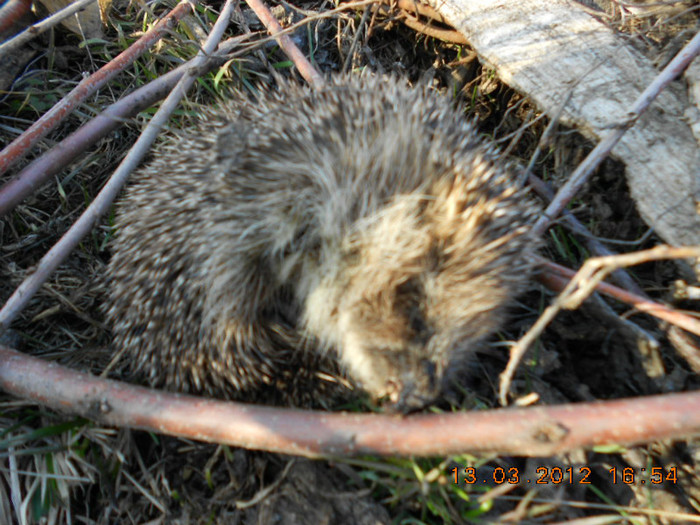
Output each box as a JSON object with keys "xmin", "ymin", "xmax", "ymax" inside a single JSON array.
[{"xmin": 451, "ymin": 466, "xmax": 678, "ymax": 485}]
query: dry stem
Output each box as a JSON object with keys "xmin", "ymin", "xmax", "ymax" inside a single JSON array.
[
  {"xmin": 499, "ymin": 246, "xmax": 700, "ymax": 405},
  {"xmin": 244, "ymin": 0, "xmax": 325, "ymax": 87},
  {"xmin": 0, "ymin": 0, "xmax": 98, "ymax": 58}
]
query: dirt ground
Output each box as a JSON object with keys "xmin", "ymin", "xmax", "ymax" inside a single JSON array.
[{"xmin": 1, "ymin": 0, "xmax": 699, "ymax": 523}]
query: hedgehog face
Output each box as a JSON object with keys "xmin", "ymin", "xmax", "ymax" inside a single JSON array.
[
  {"xmin": 303, "ymin": 177, "xmax": 535, "ymax": 411},
  {"xmin": 334, "ymin": 276, "xmax": 445, "ymax": 411},
  {"xmin": 331, "ymin": 256, "xmax": 513, "ymax": 412}
]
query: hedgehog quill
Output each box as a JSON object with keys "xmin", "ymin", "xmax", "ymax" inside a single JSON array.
[{"xmin": 105, "ymin": 75, "xmax": 539, "ymax": 411}]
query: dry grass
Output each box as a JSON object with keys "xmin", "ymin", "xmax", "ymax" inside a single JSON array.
[{"xmin": 1, "ymin": 0, "xmax": 699, "ymax": 523}]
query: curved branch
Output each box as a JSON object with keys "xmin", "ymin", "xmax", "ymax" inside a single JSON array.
[{"xmin": 1, "ymin": 345, "xmax": 698, "ymax": 457}]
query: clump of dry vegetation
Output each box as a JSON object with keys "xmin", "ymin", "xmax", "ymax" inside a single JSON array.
[{"xmin": 0, "ymin": 0, "xmax": 699, "ymax": 523}]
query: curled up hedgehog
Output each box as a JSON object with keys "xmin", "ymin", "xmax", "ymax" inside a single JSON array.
[{"xmin": 105, "ymin": 75, "xmax": 539, "ymax": 411}]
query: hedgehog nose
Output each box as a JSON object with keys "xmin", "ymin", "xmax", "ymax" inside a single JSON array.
[
  {"xmin": 392, "ymin": 360, "xmax": 440, "ymax": 413},
  {"xmin": 394, "ymin": 383, "xmax": 435, "ymax": 413}
]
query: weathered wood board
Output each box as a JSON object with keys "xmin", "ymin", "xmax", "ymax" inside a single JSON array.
[{"xmin": 429, "ymin": 0, "xmax": 700, "ymax": 246}]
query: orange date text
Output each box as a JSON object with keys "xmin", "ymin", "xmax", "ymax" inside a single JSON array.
[{"xmin": 452, "ymin": 466, "xmax": 592, "ymax": 485}]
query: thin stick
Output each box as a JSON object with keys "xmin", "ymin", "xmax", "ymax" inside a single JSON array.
[
  {"xmin": 528, "ymin": 173, "xmax": 645, "ymax": 295},
  {"xmin": 499, "ymin": 246, "xmax": 700, "ymax": 405},
  {"xmin": 399, "ymin": 13, "xmax": 468, "ymax": 44},
  {"xmin": 0, "ymin": 36, "xmax": 247, "ymax": 218},
  {"xmin": 552, "ymin": 246, "xmax": 700, "ymax": 311},
  {"xmin": 0, "ymin": 0, "xmax": 194, "ymax": 177},
  {"xmin": 341, "ymin": 5, "xmax": 371, "ymax": 74},
  {"xmin": 0, "ymin": 0, "xmax": 97, "ymax": 58},
  {"xmin": 532, "ymin": 30, "xmax": 700, "ymax": 237},
  {"xmin": 0, "ymin": 0, "xmax": 236, "ymax": 331},
  {"xmin": 244, "ymin": 0, "xmax": 325, "ymax": 88}
]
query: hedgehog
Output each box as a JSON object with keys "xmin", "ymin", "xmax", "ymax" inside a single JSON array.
[{"xmin": 105, "ymin": 74, "xmax": 539, "ymax": 411}]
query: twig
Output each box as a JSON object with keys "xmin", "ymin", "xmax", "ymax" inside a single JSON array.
[
  {"xmin": 0, "ymin": 0, "xmax": 236, "ymax": 331},
  {"xmin": 540, "ymin": 259, "xmax": 700, "ymax": 335},
  {"xmin": 528, "ymin": 173, "xmax": 645, "ymax": 296},
  {"xmin": 393, "ymin": 0, "xmax": 447, "ymax": 24},
  {"xmin": 372, "ymin": 0, "xmax": 468, "ymax": 44},
  {"xmin": 341, "ymin": 5, "xmax": 371, "ymax": 74},
  {"xmin": 0, "ymin": 0, "xmax": 97, "ymax": 58},
  {"xmin": 499, "ymin": 246, "xmax": 700, "ymax": 405},
  {"xmin": 0, "ymin": 0, "xmax": 194, "ymax": 177},
  {"xmin": 0, "ymin": 36, "xmax": 246, "ymax": 218},
  {"xmin": 399, "ymin": 12, "xmax": 468, "ymax": 44},
  {"xmin": 0, "ymin": 344, "xmax": 698, "ymax": 457},
  {"xmin": 552, "ymin": 246, "xmax": 700, "ymax": 311},
  {"xmin": 244, "ymin": 0, "xmax": 325, "ymax": 88},
  {"xmin": 532, "ymin": 29, "xmax": 700, "ymax": 237}
]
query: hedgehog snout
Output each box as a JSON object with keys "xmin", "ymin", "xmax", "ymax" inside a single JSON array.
[{"xmin": 390, "ymin": 358, "xmax": 442, "ymax": 413}]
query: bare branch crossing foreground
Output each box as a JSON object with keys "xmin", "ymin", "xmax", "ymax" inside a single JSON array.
[{"xmin": 1, "ymin": 345, "xmax": 698, "ymax": 457}]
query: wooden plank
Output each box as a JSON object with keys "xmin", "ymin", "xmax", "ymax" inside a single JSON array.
[{"xmin": 430, "ymin": 0, "xmax": 700, "ymax": 246}]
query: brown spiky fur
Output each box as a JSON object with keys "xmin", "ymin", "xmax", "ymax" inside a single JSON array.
[{"xmin": 105, "ymin": 75, "xmax": 539, "ymax": 410}]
